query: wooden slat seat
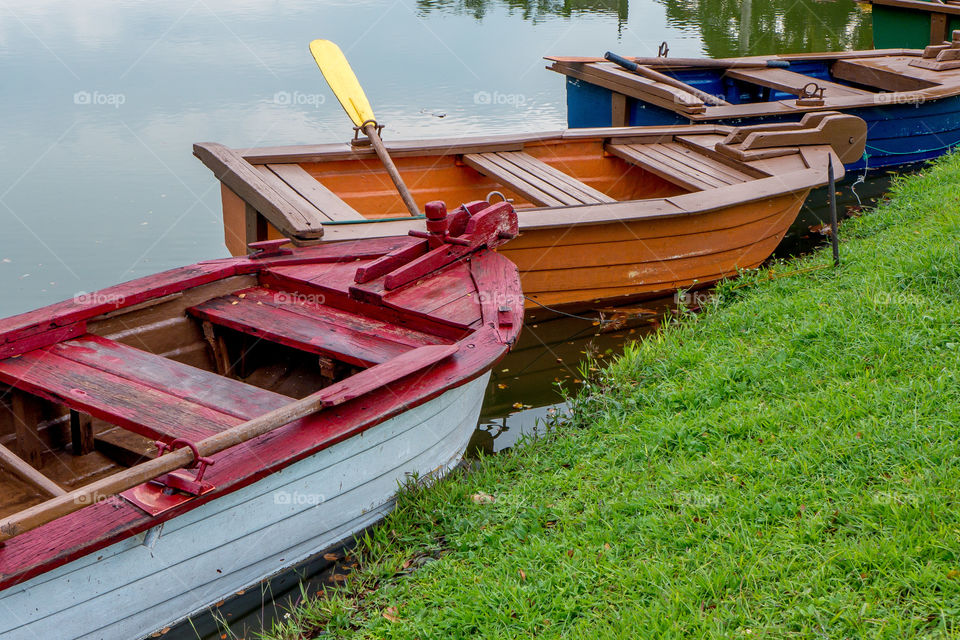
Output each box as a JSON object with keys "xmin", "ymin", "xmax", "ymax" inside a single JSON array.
[
  {"xmin": 0, "ymin": 335, "xmax": 292, "ymax": 444},
  {"xmin": 188, "ymin": 287, "xmax": 434, "ymax": 368},
  {"xmin": 463, "ymin": 151, "xmax": 615, "ymax": 207},
  {"xmin": 256, "ymin": 163, "xmax": 365, "ymax": 222},
  {"xmin": 724, "ymin": 68, "xmax": 873, "ymax": 98},
  {"xmin": 606, "ymin": 141, "xmax": 755, "ymax": 192}
]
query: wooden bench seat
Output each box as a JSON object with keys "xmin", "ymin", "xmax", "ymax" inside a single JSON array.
[
  {"xmin": 724, "ymin": 68, "xmax": 873, "ymax": 98},
  {"xmin": 188, "ymin": 287, "xmax": 433, "ymax": 368},
  {"xmin": 606, "ymin": 141, "xmax": 755, "ymax": 192},
  {"xmin": 0, "ymin": 335, "xmax": 292, "ymax": 445},
  {"xmin": 463, "ymin": 151, "xmax": 615, "ymax": 207},
  {"xmin": 255, "ymin": 163, "xmax": 365, "ymax": 222}
]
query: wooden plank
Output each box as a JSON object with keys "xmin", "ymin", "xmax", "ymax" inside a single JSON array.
[
  {"xmin": 48, "ymin": 335, "xmax": 293, "ymax": 420},
  {"xmin": 932, "ymin": 12, "xmax": 950, "ymax": 46},
  {"xmin": 497, "ymin": 152, "xmax": 615, "ymax": 203},
  {"xmin": 830, "ymin": 58, "xmax": 940, "ymax": 92},
  {"xmin": 493, "ymin": 152, "xmax": 587, "ymax": 203},
  {"xmin": 462, "ymin": 153, "xmax": 565, "ymax": 207},
  {"xmin": 10, "ymin": 392, "xmax": 43, "ymax": 469},
  {"xmin": 254, "ymin": 165, "xmax": 330, "ymax": 224},
  {"xmin": 0, "ymin": 261, "xmax": 239, "ymax": 350},
  {"xmin": 477, "ymin": 152, "xmax": 580, "ymax": 205},
  {"xmin": 0, "ymin": 442, "xmax": 65, "ymax": 497},
  {"xmin": 605, "ymin": 143, "xmax": 719, "ymax": 191},
  {"xmin": 611, "ymin": 92, "xmax": 629, "ymax": 127},
  {"xmin": 658, "ymin": 142, "xmax": 755, "ymax": 184},
  {"xmin": 193, "ymin": 143, "xmax": 325, "ymax": 240},
  {"xmin": 188, "ymin": 295, "xmax": 415, "ymax": 367},
  {"xmin": 674, "ymin": 135, "xmax": 772, "ymax": 178},
  {"xmin": 548, "ymin": 61, "xmax": 705, "ymax": 115},
  {"xmin": 265, "ymin": 164, "xmax": 365, "ymax": 222},
  {"xmin": 69, "ymin": 411, "xmax": 93, "ymax": 456},
  {"xmin": 244, "ymin": 203, "xmax": 267, "ymax": 248},
  {"xmin": 0, "ymin": 350, "xmax": 241, "ymax": 443},
  {"xmin": 236, "ymin": 288, "xmax": 446, "ymax": 348},
  {"xmin": 724, "ymin": 68, "xmax": 873, "ymax": 97}
]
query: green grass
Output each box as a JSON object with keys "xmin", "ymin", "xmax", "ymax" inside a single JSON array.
[{"xmin": 261, "ymin": 154, "xmax": 960, "ymax": 640}]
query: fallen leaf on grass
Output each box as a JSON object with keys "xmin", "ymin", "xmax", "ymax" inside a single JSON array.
[
  {"xmin": 948, "ymin": 570, "xmax": 960, "ymax": 579},
  {"xmin": 331, "ymin": 573, "xmax": 349, "ymax": 582},
  {"xmin": 323, "ymin": 552, "xmax": 339, "ymax": 561},
  {"xmin": 519, "ymin": 569, "xmax": 527, "ymax": 581},
  {"xmin": 471, "ymin": 492, "xmax": 495, "ymax": 504},
  {"xmin": 383, "ymin": 606, "xmax": 400, "ymax": 622}
]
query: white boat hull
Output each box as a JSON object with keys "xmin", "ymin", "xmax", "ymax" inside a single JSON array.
[{"xmin": 0, "ymin": 373, "xmax": 489, "ymax": 640}]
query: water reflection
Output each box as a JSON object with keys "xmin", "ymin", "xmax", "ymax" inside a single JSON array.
[
  {"xmin": 417, "ymin": 0, "xmax": 628, "ymax": 21},
  {"xmin": 658, "ymin": 0, "xmax": 872, "ymax": 57}
]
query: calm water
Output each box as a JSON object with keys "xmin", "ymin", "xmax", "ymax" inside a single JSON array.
[{"xmin": 0, "ymin": 0, "xmax": 875, "ymax": 636}]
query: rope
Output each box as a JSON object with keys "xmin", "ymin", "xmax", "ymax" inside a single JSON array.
[
  {"xmin": 523, "ymin": 296, "xmax": 597, "ymax": 322},
  {"xmin": 864, "ymin": 140, "xmax": 959, "ymax": 157}
]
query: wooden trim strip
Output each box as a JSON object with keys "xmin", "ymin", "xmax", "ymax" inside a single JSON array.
[{"xmin": 865, "ymin": 0, "xmax": 960, "ymax": 16}]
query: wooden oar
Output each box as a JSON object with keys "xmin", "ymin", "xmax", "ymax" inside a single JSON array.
[
  {"xmin": 310, "ymin": 39, "xmax": 419, "ymax": 216},
  {"xmin": 629, "ymin": 56, "xmax": 790, "ymax": 69},
  {"xmin": 604, "ymin": 52, "xmax": 731, "ymax": 107},
  {"xmin": 0, "ymin": 344, "xmax": 458, "ymax": 542},
  {"xmin": 550, "ymin": 55, "xmax": 790, "ymax": 69}
]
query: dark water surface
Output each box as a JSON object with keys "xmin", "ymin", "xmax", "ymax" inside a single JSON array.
[{"xmin": 0, "ymin": 0, "xmax": 880, "ymax": 637}]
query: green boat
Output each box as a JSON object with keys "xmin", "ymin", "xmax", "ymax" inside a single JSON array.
[{"xmin": 867, "ymin": 0, "xmax": 960, "ymax": 48}]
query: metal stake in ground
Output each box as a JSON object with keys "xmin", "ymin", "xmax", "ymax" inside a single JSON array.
[{"xmin": 828, "ymin": 159, "xmax": 840, "ymax": 267}]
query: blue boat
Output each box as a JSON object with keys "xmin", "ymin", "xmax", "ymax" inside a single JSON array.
[{"xmin": 548, "ymin": 48, "xmax": 960, "ymax": 171}]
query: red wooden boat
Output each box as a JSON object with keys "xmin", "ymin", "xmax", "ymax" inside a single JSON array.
[{"xmin": 0, "ymin": 200, "xmax": 521, "ymax": 639}]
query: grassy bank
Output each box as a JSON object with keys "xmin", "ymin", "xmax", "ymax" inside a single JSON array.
[{"xmin": 263, "ymin": 154, "xmax": 960, "ymax": 639}]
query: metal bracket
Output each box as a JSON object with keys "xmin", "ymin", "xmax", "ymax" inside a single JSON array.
[
  {"xmin": 658, "ymin": 41, "xmax": 669, "ymax": 58},
  {"xmin": 351, "ymin": 121, "xmax": 385, "ymax": 146},
  {"xmin": 248, "ymin": 239, "xmax": 293, "ymax": 259},
  {"xmin": 796, "ymin": 82, "xmax": 825, "ymax": 106},
  {"xmin": 119, "ymin": 439, "xmax": 216, "ymax": 516}
]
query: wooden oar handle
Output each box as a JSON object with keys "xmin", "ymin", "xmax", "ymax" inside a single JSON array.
[
  {"xmin": 363, "ymin": 123, "xmax": 420, "ymax": 216},
  {"xmin": 602, "ymin": 52, "xmax": 790, "ymax": 70},
  {"xmin": 604, "ymin": 51, "xmax": 731, "ymax": 107}
]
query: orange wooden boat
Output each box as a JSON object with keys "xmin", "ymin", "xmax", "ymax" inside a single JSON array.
[{"xmin": 196, "ymin": 113, "xmax": 865, "ymax": 310}]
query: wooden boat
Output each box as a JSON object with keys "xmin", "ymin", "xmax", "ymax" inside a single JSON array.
[
  {"xmin": 195, "ymin": 114, "xmax": 865, "ymax": 311},
  {"xmin": 547, "ymin": 43, "xmax": 960, "ymax": 170},
  {"xmin": 0, "ymin": 201, "xmax": 522, "ymax": 640},
  {"xmin": 865, "ymin": 0, "xmax": 960, "ymax": 49}
]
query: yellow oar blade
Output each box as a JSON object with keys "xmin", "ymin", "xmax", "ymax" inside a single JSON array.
[{"xmin": 309, "ymin": 39, "xmax": 375, "ymax": 128}]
